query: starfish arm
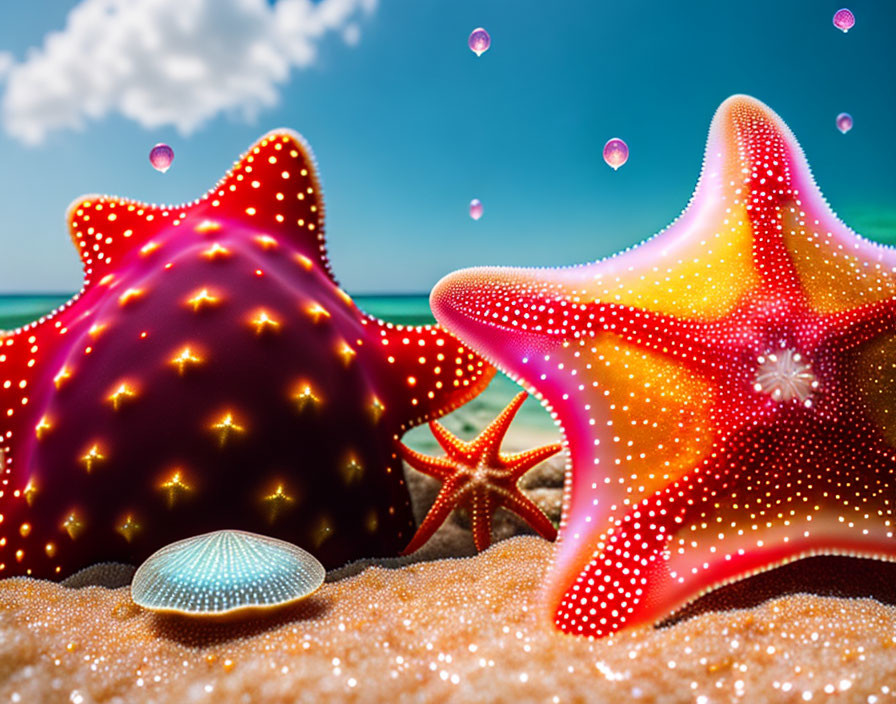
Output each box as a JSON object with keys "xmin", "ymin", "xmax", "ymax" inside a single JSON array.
[
  {"xmin": 476, "ymin": 391, "xmax": 528, "ymax": 466},
  {"xmin": 398, "ymin": 443, "xmax": 462, "ymax": 482},
  {"xmin": 364, "ymin": 318, "xmax": 495, "ymax": 433},
  {"xmin": 432, "ymin": 276, "xmax": 739, "ymax": 379},
  {"xmin": 554, "ymin": 415, "xmax": 896, "ymax": 637},
  {"xmin": 68, "ymin": 130, "xmax": 333, "ymax": 289},
  {"xmin": 500, "ymin": 442, "xmax": 563, "ymax": 479},
  {"xmin": 495, "ymin": 489, "xmax": 557, "ymax": 542},
  {"xmin": 586, "ymin": 303, "xmax": 743, "ymax": 375},
  {"xmin": 401, "ymin": 478, "xmax": 467, "ymax": 555},
  {"xmin": 822, "ymin": 297, "xmax": 896, "ymax": 348},
  {"xmin": 66, "ymin": 197, "xmax": 170, "ymax": 290},
  {"xmin": 469, "ymin": 489, "xmax": 496, "ymax": 552},
  {"xmin": 429, "ymin": 420, "xmax": 473, "ymax": 459}
]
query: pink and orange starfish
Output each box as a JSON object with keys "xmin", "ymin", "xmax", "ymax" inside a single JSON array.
[
  {"xmin": 432, "ymin": 95, "xmax": 896, "ymax": 637},
  {"xmin": 400, "ymin": 391, "xmax": 561, "ymax": 554}
]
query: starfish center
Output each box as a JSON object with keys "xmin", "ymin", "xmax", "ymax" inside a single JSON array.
[{"xmin": 753, "ymin": 349, "xmax": 817, "ymax": 406}]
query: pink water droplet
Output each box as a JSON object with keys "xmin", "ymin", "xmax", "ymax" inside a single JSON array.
[
  {"xmin": 468, "ymin": 28, "xmax": 490, "ymax": 57},
  {"xmin": 469, "ymin": 199, "xmax": 483, "ymax": 221},
  {"xmin": 836, "ymin": 112, "xmax": 853, "ymax": 134},
  {"xmin": 603, "ymin": 138, "xmax": 629, "ymax": 171},
  {"xmin": 149, "ymin": 143, "xmax": 174, "ymax": 173},
  {"xmin": 833, "ymin": 8, "xmax": 855, "ymax": 32}
]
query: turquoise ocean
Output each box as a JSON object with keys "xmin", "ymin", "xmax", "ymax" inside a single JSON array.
[{"xmin": 0, "ymin": 294, "xmax": 560, "ymax": 454}]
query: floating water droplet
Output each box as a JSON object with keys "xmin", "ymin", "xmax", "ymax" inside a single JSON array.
[
  {"xmin": 469, "ymin": 199, "xmax": 483, "ymax": 221},
  {"xmin": 149, "ymin": 143, "xmax": 174, "ymax": 173},
  {"xmin": 836, "ymin": 112, "xmax": 853, "ymax": 134},
  {"xmin": 833, "ymin": 8, "xmax": 855, "ymax": 32},
  {"xmin": 468, "ymin": 28, "xmax": 490, "ymax": 57},
  {"xmin": 603, "ymin": 138, "xmax": 629, "ymax": 171}
]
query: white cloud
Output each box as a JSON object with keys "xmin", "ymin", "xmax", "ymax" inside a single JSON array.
[
  {"xmin": 1, "ymin": 0, "xmax": 376, "ymax": 145},
  {"xmin": 0, "ymin": 52, "xmax": 12, "ymax": 80}
]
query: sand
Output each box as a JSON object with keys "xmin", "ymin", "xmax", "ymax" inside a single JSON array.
[
  {"xmin": 1, "ymin": 536, "xmax": 895, "ymax": 703},
  {"xmin": 1, "ymin": 417, "xmax": 894, "ymax": 703}
]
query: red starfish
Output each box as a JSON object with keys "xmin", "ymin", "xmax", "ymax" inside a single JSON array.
[
  {"xmin": 0, "ymin": 130, "xmax": 495, "ymax": 577},
  {"xmin": 400, "ymin": 391, "xmax": 561, "ymax": 553}
]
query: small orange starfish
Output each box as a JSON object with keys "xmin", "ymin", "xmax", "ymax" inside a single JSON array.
[{"xmin": 399, "ymin": 391, "xmax": 562, "ymax": 554}]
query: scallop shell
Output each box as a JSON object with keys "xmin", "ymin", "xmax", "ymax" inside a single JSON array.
[{"xmin": 131, "ymin": 529, "xmax": 325, "ymax": 616}]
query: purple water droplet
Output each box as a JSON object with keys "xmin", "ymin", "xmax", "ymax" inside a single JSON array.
[
  {"xmin": 833, "ymin": 8, "xmax": 855, "ymax": 32},
  {"xmin": 468, "ymin": 28, "xmax": 490, "ymax": 57},
  {"xmin": 836, "ymin": 112, "xmax": 853, "ymax": 134},
  {"xmin": 469, "ymin": 198, "xmax": 483, "ymax": 221},
  {"xmin": 603, "ymin": 138, "xmax": 629, "ymax": 171},
  {"xmin": 149, "ymin": 143, "xmax": 174, "ymax": 173}
]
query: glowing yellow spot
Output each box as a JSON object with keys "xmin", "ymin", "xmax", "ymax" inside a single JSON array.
[
  {"xmin": 338, "ymin": 341, "xmax": 356, "ymax": 366},
  {"xmin": 54, "ymin": 366, "xmax": 72, "ymax": 389},
  {"xmin": 170, "ymin": 347, "xmax": 203, "ymax": 375},
  {"xmin": 250, "ymin": 310, "xmax": 281, "ymax": 335},
  {"xmin": 107, "ymin": 382, "xmax": 137, "ymax": 411},
  {"xmin": 263, "ymin": 484, "xmax": 295, "ymax": 523},
  {"xmin": 254, "ymin": 234, "xmax": 278, "ymax": 250},
  {"xmin": 35, "ymin": 416, "xmax": 51, "ymax": 440},
  {"xmin": 296, "ymin": 254, "xmax": 314, "ymax": 270},
  {"xmin": 159, "ymin": 470, "xmax": 192, "ymax": 509},
  {"xmin": 201, "ymin": 242, "xmax": 231, "ymax": 259},
  {"xmin": 118, "ymin": 288, "xmax": 143, "ymax": 306},
  {"xmin": 81, "ymin": 445, "xmax": 105, "ymax": 473},
  {"xmin": 19, "ymin": 523, "xmax": 31, "ymax": 538},
  {"xmin": 88, "ymin": 323, "xmax": 107, "ymax": 339},
  {"xmin": 99, "ymin": 274, "xmax": 115, "ymax": 286},
  {"xmin": 45, "ymin": 542, "xmax": 56, "ymax": 558},
  {"xmin": 116, "ymin": 515, "xmax": 140, "ymax": 543},
  {"xmin": 23, "ymin": 478, "xmax": 38, "ymax": 506},
  {"xmin": 292, "ymin": 383, "xmax": 320, "ymax": 411},
  {"xmin": 195, "ymin": 219, "xmax": 222, "ymax": 233},
  {"xmin": 62, "ymin": 512, "xmax": 84, "ymax": 540},
  {"xmin": 186, "ymin": 288, "xmax": 220, "ymax": 311},
  {"xmin": 245, "ymin": 207, "xmax": 257, "ymax": 216},
  {"xmin": 341, "ymin": 455, "xmax": 364, "ymax": 486},
  {"xmin": 306, "ymin": 302, "xmax": 330, "ymax": 323},
  {"xmin": 369, "ymin": 397, "xmax": 385, "ymax": 423},
  {"xmin": 211, "ymin": 412, "xmax": 245, "ymax": 447},
  {"xmin": 140, "ymin": 242, "xmax": 159, "ymax": 256}
]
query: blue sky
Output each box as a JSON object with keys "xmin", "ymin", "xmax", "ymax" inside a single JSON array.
[{"xmin": 0, "ymin": 0, "xmax": 894, "ymax": 294}]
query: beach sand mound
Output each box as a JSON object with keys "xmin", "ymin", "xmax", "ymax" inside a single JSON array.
[{"xmin": 1, "ymin": 536, "xmax": 895, "ymax": 703}]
